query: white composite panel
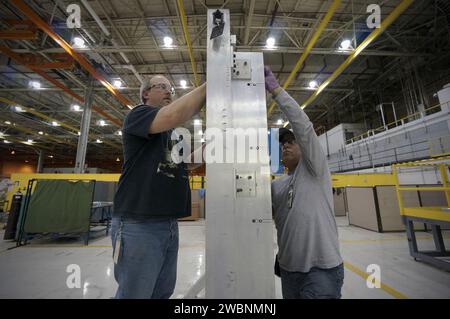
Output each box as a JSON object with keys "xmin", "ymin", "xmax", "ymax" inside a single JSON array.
[{"xmin": 205, "ymin": 9, "xmax": 275, "ymax": 299}]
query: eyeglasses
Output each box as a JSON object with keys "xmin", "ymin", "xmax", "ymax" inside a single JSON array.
[{"xmin": 150, "ymin": 83, "xmax": 175, "ymax": 96}]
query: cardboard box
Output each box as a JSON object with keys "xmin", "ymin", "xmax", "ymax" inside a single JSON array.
[
  {"xmin": 347, "ymin": 187, "xmax": 379, "ymax": 232},
  {"xmin": 376, "ymin": 186, "xmax": 425, "ymax": 231},
  {"xmin": 419, "ymin": 186, "xmax": 450, "ymax": 230},
  {"xmin": 191, "ymin": 203, "xmax": 201, "ymax": 218},
  {"xmin": 346, "ymin": 186, "xmax": 426, "ymax": 232},
  {"xmin": 333, "ymin": 188, "xmax": 347, "ymax": 216}
]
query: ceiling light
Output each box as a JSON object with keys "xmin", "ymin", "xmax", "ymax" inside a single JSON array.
[
  {"xmin": 116, "ymin": 157, "xmax": 120, "ymax": 162},
  {"xmin": 180, "ymin": 80, "xmax": 187, "ymax": 88},
  {"xmin": 3, "ymin": 140, "xmax": 11, "ymax": 144},
  {"xmin": 163, "ymin": 36, "xmax": 173, "ymax": 47},
  {"xmin": 27, "ymin": 139, "xmax": 33, "ymax": 143},
  {"xmin": 11, "ymin": 150, "xmax": 15, "ymax": 155},
  {"xmin": 98, "ymin": 120, "xmax": 106, "ymax": 126},
  {"xmin": 38, "ymin": 131, "xmax": 43, "ymax": 135},
  {"xmin": 340, "ymin": 39, "xmax": 352, "ymax": 50},
  {"xmin": 117, "ymin": 130, "xmax": 122, "ymax": 136},
  {"xmin": 71, "ymin": 104, "xmax": 82, "ymax": 112},
  {"xmin": 5, "ymin": 121, "xmax": 11, "ymax": 125},
  {"xmin": 277, "ymin": 119, "xmax": 283, "ymax": 125},
  {"xmin": 14, "ymin": 106, "xmax": 24, "ymax": 112},
  {"xmin": 113, "ymin": 80, "xmax": 122, "ymax": 89},
  {"xmin": 78, "ymin": 131, "xmax": 81, "ymax": 136},
  {"xmin": 266, "ymin": 37, "xmax": 276, "ymax": 49},
  {"xmin": 96, "ymin": 139, "xmax": 103, "ymax": 143},
  {"xmin": 309, "ymin": 80, "xmax": 318, "ymax": 89},
  {"xmin": 29, "ymin": 80, "xmax": 41, "ymax": 89},
  {"xmin": 25, "ymin": 160, "xmax": 29, "ymax": 163},
  {"xmin": 52, "ymin": 121, "xmax": 60, "ymax": 126},
  {"xmin": 48, "ymin": 155, "xmax": 53, "ymax": 158},
  {"xmin": 73, "ymin": 37, "xmax": 86, "ymax": 48}
]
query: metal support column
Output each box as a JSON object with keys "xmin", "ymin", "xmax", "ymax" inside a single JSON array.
[
  {"xmin": 391, "ymin": 102, "xmax": 397, "ymax": 125},
  {"xmin": 75, "ymin": 78, "xmax": 94, "ymax": 173},
  {"xmin": 431, "ymin": 225, "xmax": 446, "ymax": 254},
  {"xmin": 417, "ymin": 103, "xmax": 426, "ymax": 118},
  {"xmin": 405, "ymin": 218, "xmax": 419, "ymax": 257},
  {"xmin": 377, "ymin": 104, "xmax": 387, "ymax": 130},
  {"xmin": 205, "ymin": 9, "xmax": 274, "ymax": 298},
  {"xmin": 36, "ymin": 150, "xmax": 44, "ymax": 173}
]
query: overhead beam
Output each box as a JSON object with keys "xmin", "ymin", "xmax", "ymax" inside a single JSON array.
[
  {"xmin": 243, "ymin": 0, "xmax": 256, "ymax": 45},
  {"xmin": 25, "ymin": 60, "xmax": 74, "ymax": 69},
  {"xmin": 0, "ymin": 134, "xmax": 53, "ymax": 152},
  {"xmin": 0, "ymin": 97, "xmax": 121, "ymax": 150},
  {"xmin": 0, "ymin": 116, "xmax": 76, "ymax": 146},
  {"xmin": 0, "ymin": 19, "xmax": 37, "ymax": 40},
  {"xmin": 268, "ymin": 0, "xmax": 342, "ymax": 115},
  {"xmin": 17, "ymin": 52, "xmax": 74, "ymax": 69},
  {"xmin": 175, "ymin": 0, "xmax": 200, "ymax": 86},
  {"xmin": 84, "ymin": 0, "xmax": 144, "ymax": 85},
  {"xmin": 77, "ymin": 13, "xmax": 364, "ymax": 27},
  {"xmin": 0, "ymin": 86, "xmax": 355, "ymax": 93},
  {"xmin": 10, "ymin": 46, "xmax": 428, "ymax": 57},
  {"xmin": 10, "ymin": 0, "xmax": 133, "ymax": 109},
  {"xmin": 0, "ymin": 30, "xmax": 37, "ymax": 40},
  {"xmin": 295, "ymin": 0, "xmax": 414, "ymax": 117},
  {"xmin": 0, "ymin": 46, "xmax": 123, "ymax": 127}
]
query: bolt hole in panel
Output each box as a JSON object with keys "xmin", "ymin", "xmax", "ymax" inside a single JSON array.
[
  {"xmin": 232, "ymin": 59, "xmax": 251, "ymax": 80},
  {"xmin": 235, "ymin": 171, "xmax": 256, "ymax": 197}
]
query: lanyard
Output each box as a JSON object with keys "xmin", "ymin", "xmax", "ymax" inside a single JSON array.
[{"xmin": 287, "ymin": 169, "xmax": 297, "ymax": 209}]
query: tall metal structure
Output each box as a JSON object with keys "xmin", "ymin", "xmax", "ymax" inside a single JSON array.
[
  {"xmin": 74, "ymin": 78, "xmax": 94, "ymax": 174},
  {"xmin": 205, "ymin": 9, "xmax": 274, "ymax": 298}
]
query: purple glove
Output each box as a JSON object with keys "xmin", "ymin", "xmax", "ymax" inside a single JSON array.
[{"xmin": 264, "ymin": 66, "xmax": 280, "ymax": 92}]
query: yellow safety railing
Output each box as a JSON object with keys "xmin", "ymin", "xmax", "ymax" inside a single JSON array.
[
  {"xmin": 346, "ymin": 101, "xmax": 447, "ymax": 145},
  {"xmin": 392, "ymin": 159, "xmax": 450, "ymax": 223}
]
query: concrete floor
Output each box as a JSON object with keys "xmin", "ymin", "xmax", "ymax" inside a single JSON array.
[{"xmin": 0, "ymin": 216, "xmax": 449, "ymax": 299}]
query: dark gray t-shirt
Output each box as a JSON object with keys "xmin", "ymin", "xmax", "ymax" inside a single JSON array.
[{"xmin": 113, "ymin": 104, "xmax": 191, "ymax": 219}]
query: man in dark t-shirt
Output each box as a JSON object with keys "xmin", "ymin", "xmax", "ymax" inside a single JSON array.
[{"xmin": 111, "ymin": 75, "xmax": 206, "ymax": 299}]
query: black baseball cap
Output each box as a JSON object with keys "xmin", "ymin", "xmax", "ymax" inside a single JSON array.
[{"xmin": 279, "ymin": 128, "xmax": 295, "ymax": 144}]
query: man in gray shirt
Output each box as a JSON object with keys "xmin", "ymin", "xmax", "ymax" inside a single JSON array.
[{"xmin": 265, "ymin": 66, "xmax": 344, "ymax": 299}]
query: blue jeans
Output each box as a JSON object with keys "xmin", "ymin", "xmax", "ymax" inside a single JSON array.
[
  {"xmin": 280, "ymin": 263, "xmax": 344, "ymax": 299},
  {"xmin": 111, "ymin": 217, "xmax": 179, "ymax": 299}
]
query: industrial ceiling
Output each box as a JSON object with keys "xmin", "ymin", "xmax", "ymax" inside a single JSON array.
[{"xmin": 0, "ymin": 0, "xmax": 449, "ymax": 170}]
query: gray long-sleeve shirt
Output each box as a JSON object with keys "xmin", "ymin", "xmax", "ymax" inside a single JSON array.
[{"xmin": 271, "ymin": 89, "xmax": 343, "ymax": 273}]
